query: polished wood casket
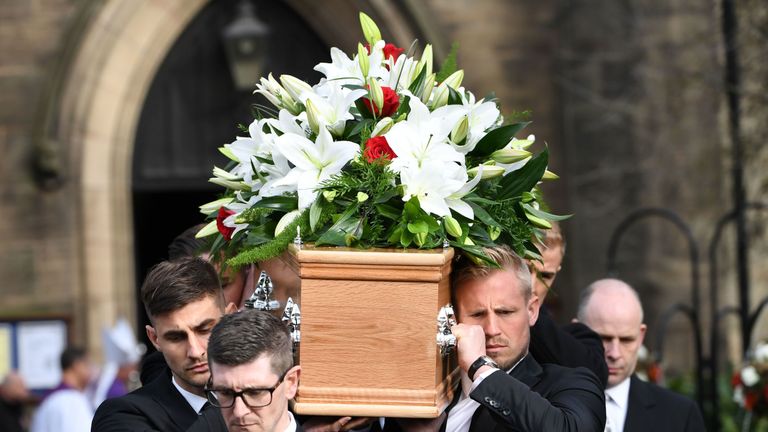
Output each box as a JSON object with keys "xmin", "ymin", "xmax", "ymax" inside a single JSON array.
[{"xmin": 284, "ymin": 244, "xmax": 459, "ymax": 418}]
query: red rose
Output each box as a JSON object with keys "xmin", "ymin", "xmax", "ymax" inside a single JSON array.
[
  {"xmin": 382, "ymin": 43, "xmax": 404, "ymax": 61},
  {"xmin": 745, "ymin": 391, "xmax": 758, "ymax": 410},
  {"xmin": 732, "ymin": 371, "xmax": 743, "ymax": 388},
  {"xmin": 364, "ymin": 136, "xmax": 396, "ymax": 163},
  {"xmin": 216, "ymin": 207, "xmax": 236, "ymax": 241},
  {"xmin": 365, "ymin": 43, "xmax": 405, "ymax": 61},
  {"xmin": 363, "ymin": 86, "xmax": 400, "ymax": 117}
]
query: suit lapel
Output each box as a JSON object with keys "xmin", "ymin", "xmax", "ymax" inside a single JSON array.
[
  {"xmin": 624, "ymin": 375, "xmax": 654, "ymax": 432},
  {"xmin": 467, "ymin": 355, "xmax": 543, "ymax": 432},
  {"xmin": 147, "ymin": 374, "xmax": 199, "ymax": 431}
]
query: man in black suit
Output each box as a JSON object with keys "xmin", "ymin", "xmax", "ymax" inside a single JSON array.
[
  {"xmin": 445, "ymin": 245, "xmax": 605, "ymax": 431},
  {"xmin": 206, "ymin": 309, "xmax": 303, "ymax": 432},
  {"xmin": 576, "ymin": 278, "xmax": 705, "ymax": 432},
  {"xmin": 528, "ymin": 223, "xmax": 609, "ymax": 388},
  {"xmin": 92, "ymin": 257, "xmax": 233, "ymax": 431}
]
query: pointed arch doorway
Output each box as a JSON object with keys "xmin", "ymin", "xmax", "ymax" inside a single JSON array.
[{"xmin": 58, "ymin": 0, "xmax": 442, "ymax": 350}]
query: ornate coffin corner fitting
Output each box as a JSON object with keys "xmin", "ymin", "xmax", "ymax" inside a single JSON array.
[
  {"xmin": 286, "ymin": 244, "xmax": 460, "ymax": 419},
  {"xmin": 244, "ymin": 271, "xmax": 281, "ymax": 311},
  {"xmin": 436, "ymin": 304, "xmax": 457, "ymax": 357},
  {"xmin": 281, "ymin": 297, "xmax": 301, "ymax": 347}
]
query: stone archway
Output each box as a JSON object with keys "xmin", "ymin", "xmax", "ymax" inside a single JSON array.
[{"xmin": 54, "ymin": 0, "xmax": 439, "ymax": 350}]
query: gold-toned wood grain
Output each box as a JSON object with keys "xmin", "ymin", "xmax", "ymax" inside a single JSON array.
[{"xmin": 289, "ymin": 246, "xmax": 458, "ymax": 417}]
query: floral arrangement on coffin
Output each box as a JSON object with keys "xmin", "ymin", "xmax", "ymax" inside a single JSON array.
[
  {"xmin": 732, "ymin": 341, "xmax": 768, "ymax": 419},
  {"xmin": 197, "ymin": 13, "xmax": 565, "ymax": 267}
]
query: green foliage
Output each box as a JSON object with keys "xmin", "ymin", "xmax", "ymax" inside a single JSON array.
[{"xmin": 436, "ymin": 42, "xmax": 460, "ymax": 83}]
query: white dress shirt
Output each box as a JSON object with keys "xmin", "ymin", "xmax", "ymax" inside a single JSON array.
[
  {"xmin": 445, "ymin": 355, "xmax": 527, "ymax": 432},
  {"xmin": 172, "ymin": 376, "xmax": 209, "ymax": 413},
  {"xmin": 604, "ymin": 376, "xmax": 631, "ymax": 432}
]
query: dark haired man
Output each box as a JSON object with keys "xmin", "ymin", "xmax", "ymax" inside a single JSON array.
[
  {"xmin": 444, "ymin": 245, "xmax": 605, "ymax": 431},
  {"xmin": 92, "ymin": 257, "xmax": 232, "ymax": 431},
  {"xmin": 206, "ymin": 309, "xmax": 303, "ymax": 432}
]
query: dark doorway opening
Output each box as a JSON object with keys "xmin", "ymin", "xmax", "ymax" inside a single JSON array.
[{"xmin": 131, "ymin": 0, "xmax": 328, "ymax": 352}]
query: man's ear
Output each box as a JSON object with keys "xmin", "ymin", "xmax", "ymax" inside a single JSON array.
[
  {"xmin": 527, "ymin": 295, "xmax": 540, "ymax": 326},
  {"xmin": 638, "ymin": 323, "xmax": 647, "ymax": 345},
  {"xmin": 225, "ymin": 302, "xmax": 238, "ymax": 314},
  {"xmin": 146, "ymin": 325, "xmax": 160, "ymax": 351},
  {"xmin": 284, "ymin": 365, "xmax": 301, "ymax": 399}
]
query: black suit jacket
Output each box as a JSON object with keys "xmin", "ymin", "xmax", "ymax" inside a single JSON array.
[
  {"xmin": 91, "ymin": 372, "xmax": 226, "ymax": 432},
  {"xmin": 444, "ymin": 355, "xmax": 605, "ymax": 432},
  {"xmin": 623, "ymin": 375, "xmax": 705, "ymax": 432},
  {"xmin": 530, "ymin": 306, "xmax": 609, "ymax": 388}
]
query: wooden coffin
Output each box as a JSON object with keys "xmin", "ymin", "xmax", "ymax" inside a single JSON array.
[{"xmin": 284, "ymin": 244, "xmax": 459, "ymax": 418}]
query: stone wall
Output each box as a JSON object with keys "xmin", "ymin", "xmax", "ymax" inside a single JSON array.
[
  {"xmin": 0, "ymin": 0, "xmax": 765, "ymax": 376},
  {"xmin": 0, "ymin": 1, "xmax": 83, "ymax": 336}
]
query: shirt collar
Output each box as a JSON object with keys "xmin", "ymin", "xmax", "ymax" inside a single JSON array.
[
  {"xmin": 172, "ymin": 375, "xmax": 208, "ymax": 413},
  {"xmin": 605, "ymin": 376, "xmax": 631, "ymax": 409},
  {"xmin": 283, "ymin": 411, "xmax": 298, "ymax": 432}
]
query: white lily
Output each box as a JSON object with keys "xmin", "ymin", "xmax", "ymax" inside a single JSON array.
[
  {"xmin": 385, "ymin": 94, "xmax": 465, "ymax": 173},
  {"xmin": 400, "ymin": 161, "xmax": 475, "ymax": 218},
  {"xmin": 302, "ymin": 84, "xmax": 367, "ymax": 136},
  {"xmin": 272, "ymin": 124, "xmax": 359, "ymax": 209},
  {"xmin": 314, "ymin": 41, "xmax": 387, "ymax": 88}
]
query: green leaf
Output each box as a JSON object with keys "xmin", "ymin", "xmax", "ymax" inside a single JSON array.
[
  {"xmin": 346, "ymin": 118, "xmax": 375, "ymax": 139},
  {"xmin": 497, "ymin": 149, "xmax": 548, "ymax": 200},
  {"xmin": 449, "ymin": 241, "xmax": 500, "ymax": 268},
  {"xmin": 309, "ymin": 196, "xmax": 323, "ymax": 232},
  {"xmin": 447, "ymin": 86, "xmax": 463, "ymax": 105},
  {"xmin": 407, "ymin": 220, "xmax": 429, "ymax": 234},
  {"xmin": 253, "ymin": 196, "xmax": 299, "ymax": 211},
  {"xmin": 407, "ymin": 65, "xmax": 427, "ymax": 94},
  {"xmin": 436, "ymin": 42, "xmax": 459, "ymax": 83},
  {"xmin": 469, "ymin": 122, "xmax": 531, "ymax": 159},
  {"xmin": 375, "ymin": 203, "xmax": 401, "ymax": 220},
  {"xmin": 521, "ymin": 203, "xmax": 571, "ymax": 222},
  {"xmin": 315, "ymin": 204, "xmax": 360, "ymax": 246},
  {"xmin": 468, "ymin": 201, "xmax": 500, "ymax": 227}
]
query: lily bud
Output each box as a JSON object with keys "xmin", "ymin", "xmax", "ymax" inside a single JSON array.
[
  {"xmin": 357, "ymin": 43, "xmax": 370, "ymax": 77},
  {"xmin": 212, "ymin": 166, "xmax": 240, "ymax": 181},
  {"xmin": 443, "ymin": 216, "xmax": 462, "ymax": 238},
  {"xmin": 443, "ymin": 70, "xmax": 465, "ymax": 89},
  {"xmin": 510, "ymin": 134, "xmax": 535, "ymax": 150},
  {"xmin": 279, "ymin": 74, "xmax": 312, "ymax": 102},
  {"xmin": 431, "ymin": 70, "xmax": 463, "ymax": 108},
  {"xmin": 209, "ymin": 177, "xmax": 248, "ymax": 191},
  {"xmin": 357, "ymin": 192, "xmax": 369, "ymax": 202},
  {"xmin": 305, "ymin": 99, "xmax": 321, "ymax": 134},
  {"xmin": 463, "ymin": 237, "xmax": 475, "ymax": 246},
  {"xmin": 367, "ymin": 78, "xmax": 384, "ymax": 115},
  {"xmin": 491, "ymin": 148, "xmax": 531, "ymax": 164},
  {"xmin": 542, "ymin": 170, "xmax": 559, "ymax": 180},
  {"xmin": 219, "ymin": 146, "xmax": 238, "ymax": 162},
  {"xmin": 451, "ymin": 116, "xmax": 469, "ymax": 144},
  {"xmin": 359, "ymin": 12, "xmax": 381, "ymax": 46},
  {"xmin": 275, "ymin": 210, "xmax": 302, "ymax": 236},
  {"xmin": 414, "ymin": 231, "xmax": 428, "ymax": 247},
  {"xmin": 419, "ymin": 73, "xmax": 436, "ymax": 104},
  {"xmin": 467, "ymin": 164, "xmax": 505, "ymax": 180},
  {"xmin": 421, "ymin": 44, "xmax": 433, "ymax": 77},
  {"xmin": 371, "ymin": 117, "xmax": 394, "ymax": 137},
  {"xmin": 199, "ymin": 197, "xmax": 235, "ymax": 215},
  {"xmin": 195, "ymin": 220, "xmax": 219, "ymax": 238}
]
